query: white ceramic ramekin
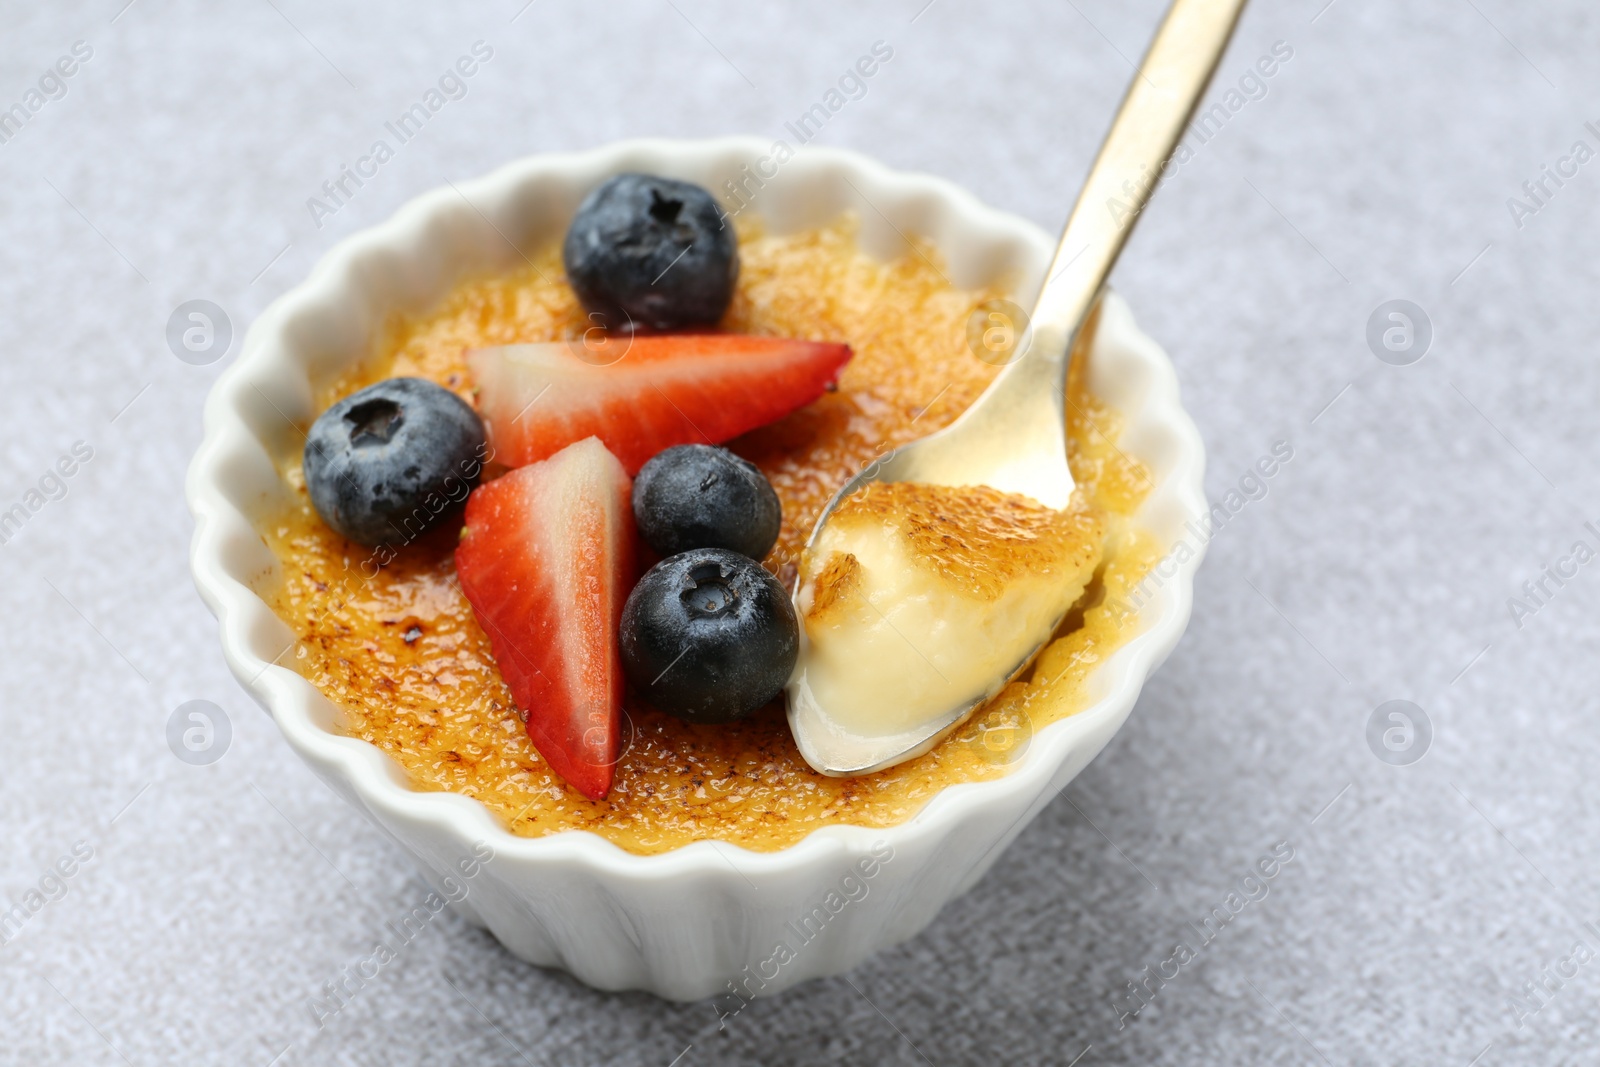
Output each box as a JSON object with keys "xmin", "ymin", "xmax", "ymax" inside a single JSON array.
[{"xmin": 186, "ymin": 138, "xmax": 1206, "ymax": 1001}]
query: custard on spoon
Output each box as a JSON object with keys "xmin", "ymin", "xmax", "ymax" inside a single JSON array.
[{"xmin": 793, "ymin": 482, "xmax": 1103, "ymax": 753}]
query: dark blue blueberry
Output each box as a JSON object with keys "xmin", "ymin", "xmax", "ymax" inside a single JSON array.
[
  {"xmin": 632, "ymin": 444, "xmax": 781, "ymax": 561},
  {"xmin": 620, "ymin": 548, "xmax": 798, "ymax": 724},
  {"xmin": 562, "ymin": 173, "xmax": 737, "ymax": 332},
  {"xmin": 303, "ymin": 377, "xmax": 487, "ymax": 548}
]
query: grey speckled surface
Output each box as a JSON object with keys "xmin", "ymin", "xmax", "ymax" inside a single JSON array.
[{"xmin": 2, "ymin": 1, "xmax": 1598, "ymax": 1064}]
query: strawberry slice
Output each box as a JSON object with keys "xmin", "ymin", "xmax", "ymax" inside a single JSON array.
[
  {"xmin": 469, "ymin": 334, "xmax": 852, "ymax": 474},
  {"xmin": 454, "ymin": 437, "xmax": 635, "ymax": 800}
]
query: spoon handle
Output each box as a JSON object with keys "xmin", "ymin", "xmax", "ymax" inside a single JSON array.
[
  {"xmin": 1037, "ymin": 0, "xmax": 1249, "ymax": 328},
  {"xmin": 923, "ymin": 0, "xmax": 1248, "ymax": 511},
  {"xmin": 986, "ymin": 0, "xmax": 1249, "ymax": 445}
]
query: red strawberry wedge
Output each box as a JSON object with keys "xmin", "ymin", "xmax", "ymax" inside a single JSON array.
[
  {"xmin": 454, "ymin": 437, "xmax": 635, "ymax": 800},
  {"xmin": 468, "ymin": 334, "xmax": 852, "ymax": 474}
]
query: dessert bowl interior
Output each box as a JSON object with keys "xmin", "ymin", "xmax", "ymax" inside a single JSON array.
[{"xmin": 186, "ymin": 137, "xmax": 1207, "ymax": 998}]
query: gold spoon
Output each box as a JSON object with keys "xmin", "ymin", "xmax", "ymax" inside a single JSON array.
[{"xmin": 787, "ymin": 0, "xmax": 1249, "ymax": 776}]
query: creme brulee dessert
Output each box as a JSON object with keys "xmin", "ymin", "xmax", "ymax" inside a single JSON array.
[{"xmin": 260, "ymin": 191, "xmax": 1159, "ymax": 855}]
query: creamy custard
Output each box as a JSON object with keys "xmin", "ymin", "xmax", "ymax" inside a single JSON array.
[
  {"xmin": 258, "ymin": 217, "xmax": 1159, "ymax": 855},
  {"xmin": 794, "ymin": 482, "xmax": 1104, "ymax": 740}
]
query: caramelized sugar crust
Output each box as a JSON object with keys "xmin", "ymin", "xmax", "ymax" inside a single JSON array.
[
  {"xmin": 818, "ymin": 482, "xmax": 1105, "ymax": 603},
  {"xmin": 260, "ymin": 218, "xmax": 1158, "ymax": 855}
]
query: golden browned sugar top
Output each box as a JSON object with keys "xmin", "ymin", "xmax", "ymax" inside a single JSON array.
[
  {"xmin": 820, "ymin": 482, "xmax": 1106, "ymax": 601},
  {"xmin": 804, "ymin": 549, "xmax": 864, "ymax": 628},
  {"xmin": 260, "ymin": 216, "xmax": 1159, "ymax": 855}
]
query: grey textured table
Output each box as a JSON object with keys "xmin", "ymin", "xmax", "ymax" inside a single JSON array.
[{"xmin": 2, "ymin": 1, "xmax": 1595, "ymax": 1064}]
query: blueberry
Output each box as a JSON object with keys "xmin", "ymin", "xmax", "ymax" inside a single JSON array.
[
  {"xmin": 620, "ymin": 548, "xmax": 798, "ymax": 724},
  {"xmin": 303, "ymin": 377, "xmax": 486, "ymax": 548},
  {"xmin": 632, "ymin": 445, "xmax": 781, "ymax": 561},
  {"xmin": 562, "ymin": 173, "xmax": 737, "ymax": 332}
]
